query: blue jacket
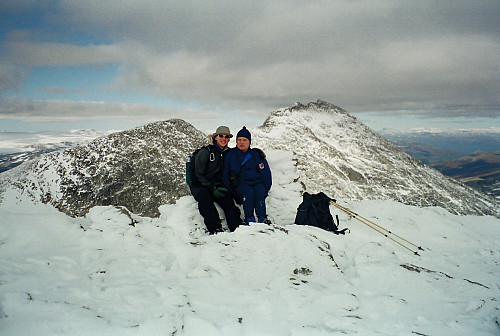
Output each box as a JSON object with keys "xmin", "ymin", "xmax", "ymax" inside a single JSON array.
[{"xmin": 223, "ymin": 147, "xmax": 272, "ymax": 193}]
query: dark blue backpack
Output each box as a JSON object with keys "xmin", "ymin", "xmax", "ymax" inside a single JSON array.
[{"xmin": 295, "ymin": 192, "xmax": 348, "ymax": 234}]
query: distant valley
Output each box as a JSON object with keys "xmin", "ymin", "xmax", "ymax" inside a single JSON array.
[
  {"xmin": 383, "ymin": 130, "xmax": 500, "ymax": 155},
  {"xmin": 384, "ymin": 133, "xmax": 500, "ymax": 200},
  {"xmin": 431, "ymin": 151, "xmax": 500, "ymax": 201}
]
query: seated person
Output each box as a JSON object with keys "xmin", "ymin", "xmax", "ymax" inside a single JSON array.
[
  {"xmin": 223, "ymin": 126, "xmax": 272, "ymax": 224},
  {"xmin": 190, "ymin": 126, "xmax": 242, "ymax": 234}
]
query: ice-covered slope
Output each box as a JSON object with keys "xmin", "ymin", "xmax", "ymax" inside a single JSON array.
[
  {"xmin": 0, "ymin": 120, "xmax": 207, "ymax": 217},
  {"xmin": 1, "ymin": 150, "xmax": 499, "ymax": 335},
  {"xmin": 251, "ymin": 100, "xmax": 498, "ymax": 217}
]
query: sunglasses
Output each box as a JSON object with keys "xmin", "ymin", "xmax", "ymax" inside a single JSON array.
[{"xmin": 218, "ymin": 134, "xmax": 232, "ymax": 139}]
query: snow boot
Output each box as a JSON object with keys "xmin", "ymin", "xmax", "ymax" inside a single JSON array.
[
  {"xmin": 258, "ymin": 216, "xmax": 272, "ymax": 224},
  {"xmin": 244, "ymin": 216, "xmax": 256, "ymax": 225},
  {"xmin": 209, "ymin": 227, "xmax": 224, "ymax": 235}
]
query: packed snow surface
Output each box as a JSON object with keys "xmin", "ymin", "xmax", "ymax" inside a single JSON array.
[{"xmin": 1, "ymin": 151, "xmax": 499, "ymax": 335}]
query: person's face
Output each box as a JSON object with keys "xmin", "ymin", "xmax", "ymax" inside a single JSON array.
[
  {"xmin": 236, "ymin": 137, "xmax": 250, "ymax": 152},
  {"xmin": 215, "ymin": 133, "xmax": 231, "ymax": 148}
]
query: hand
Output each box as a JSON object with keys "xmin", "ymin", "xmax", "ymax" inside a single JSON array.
[
  {"xmin": 230, "ymin": 177, "xmax": 239, "ymax": 188},
  {"xmin": 213, "ymin": 186, "xmax": 228, "ymax": 199}
]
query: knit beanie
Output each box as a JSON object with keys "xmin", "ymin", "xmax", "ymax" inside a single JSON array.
[{"xmin": 236, "ymin": 126, "xmax": 251, "ymax": 143}]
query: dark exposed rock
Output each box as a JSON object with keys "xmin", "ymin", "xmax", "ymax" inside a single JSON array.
[{"xmin": 0, "ymin": 119, "xmax": 208, "ymax": 217}]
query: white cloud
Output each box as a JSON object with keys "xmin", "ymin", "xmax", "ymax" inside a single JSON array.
[
  {"xmin": 0, "ymin": 0, "xmax": 498, "ymax": 119},
  {"xmin": 0, "ymin": 97, "xmax": 211, "ymax": 122}
]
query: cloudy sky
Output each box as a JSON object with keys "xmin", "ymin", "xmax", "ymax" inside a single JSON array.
[{"xmin": 0, "ymin": 0, "xmax": 498, "ymax": 133}]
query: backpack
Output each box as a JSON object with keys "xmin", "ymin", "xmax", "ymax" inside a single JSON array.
[
  {"xmin": 186, "ymin": 145, "xmax": 215, "ymax": 187},
  {"xmin": 294, "ymin": 192, "xmax": 348, "ymax": 234}
]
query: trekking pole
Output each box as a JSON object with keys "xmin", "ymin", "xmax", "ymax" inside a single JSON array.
[
  {"xmin": 333, "ymin": 202, "xmax": 424, "ymax": 252},
  {"xmin": 330, "ymin": 201, "xmax": 424, "ymax": 256}
]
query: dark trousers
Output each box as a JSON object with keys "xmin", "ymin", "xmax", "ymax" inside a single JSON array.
[
  {"xmin": 190, "ymin": 186, "xmax": 242, "ymax": 233},
  {"xmin": 236, "ymin": 183, "xmax": 266, "ymax": 220}
]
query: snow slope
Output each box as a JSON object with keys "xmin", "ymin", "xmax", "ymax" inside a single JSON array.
[{"xmin": 1, "ymin": 150, "xmax": 499, "ymax": 335}]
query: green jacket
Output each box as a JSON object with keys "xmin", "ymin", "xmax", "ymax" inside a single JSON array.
[{"xmin": 194, "ymin": 144, "xmax": 228, "ymax": 188}]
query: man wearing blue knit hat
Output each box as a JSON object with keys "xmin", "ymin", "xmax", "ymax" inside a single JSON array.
[{"xmin": 223, "ymin": 126, "xmax": 272, "ymax": 224}]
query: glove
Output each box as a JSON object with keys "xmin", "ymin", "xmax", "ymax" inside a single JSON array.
[
  {"xmin": 230, "ymin": 176, "xmax": 239, "ymax": 188},
  {"xmin": 213, "ymin": 186, "xmax": 228, "ymax": 199}
]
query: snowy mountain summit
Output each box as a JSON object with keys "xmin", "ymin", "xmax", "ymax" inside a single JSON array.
[
  {"xmin": 1, "ymin": 101, "xmax": 499, "ymax": 335},
  {"xmin": 252, "ymin": 100, "xmax": 497, "ymax": 217},
  {"xmin": 0, "ymin": 119, "xmax": 208, "ymax": 217},
  {"xmin": 0, "ymin": 100, "xmax": 497, "ymax": 218}
]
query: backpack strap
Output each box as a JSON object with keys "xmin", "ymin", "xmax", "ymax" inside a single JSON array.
[
  {"xmin": 201, "ymin": 145, "xmax": 216, "ymax": 162},
  {"xmin": 241, "ymin": 153, "xmax": 252, "ymax": 167}
]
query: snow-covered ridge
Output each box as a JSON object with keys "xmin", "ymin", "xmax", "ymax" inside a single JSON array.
[
  {"xmin": 0, "ymin": 120, "xmax": 208, "ymax": 217},
  {"xmin": 252, "ymin": 100, "xmax": 498, "ymax": 217},
  {"xmin": 0, "ymin": 100, "xmax": 497, "ymax": 218}
]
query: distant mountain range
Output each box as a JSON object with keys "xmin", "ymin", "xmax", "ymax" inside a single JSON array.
[
  {"xmin": 383, "ymin": 129, "xmax": 500, "ymax": 154},
  {"xmin": 0, "ymin": 130, "xmax": 114, "ymax": 172},
  {"xmin": 1, "ymin": 100, "xmax": 498, "ymax": 217},
  {"xmin": 383, "ymin": 136, "xmax": 500, "ymax": 200},
  {"xmin": 0, "ymin": 145, "xmax": 70, "ymax": 173}
]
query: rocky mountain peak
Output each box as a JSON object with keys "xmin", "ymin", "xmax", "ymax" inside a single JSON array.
[
  {"xmin": 252, "ymin": 101, "xmax": 498, "ymax": 217},
  {"xmin": 1, "ymin": 101, "xmax": 497, "ymax": 219},
  {"xmin": 291, "ymin": 99, "xmax": 347, "ymax": 114},
  {"xmin": 0, "ymin": 119, "xmax": 208, "ymax": 218}
]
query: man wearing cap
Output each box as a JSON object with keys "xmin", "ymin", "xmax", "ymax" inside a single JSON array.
[{"xmin": 190, "ymin": 126, "xmax": 242, "ymax": 234}]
